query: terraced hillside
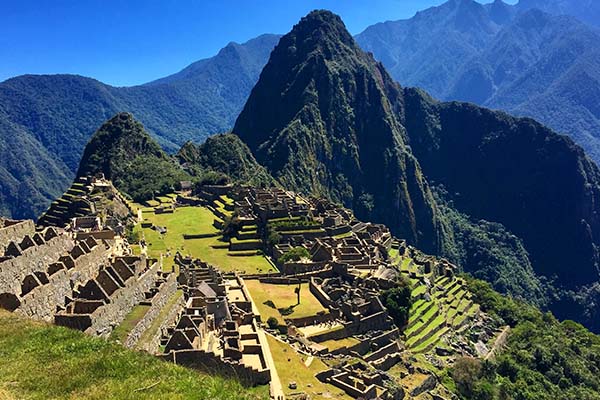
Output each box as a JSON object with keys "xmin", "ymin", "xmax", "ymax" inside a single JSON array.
[
  {"xmin": 131, "ymin": 194, "xmax": 275, "ymax": 275},
  {"xmin": 388, "ymin": 243, "xmax": 487, "ymax": 355},
  {"xmin": 37, "ymin": 178, "xmax": 94, "ymax": 227},
  {"xmin": 38, "ymin": 176, "xmax": 133, "ymax": 228}
]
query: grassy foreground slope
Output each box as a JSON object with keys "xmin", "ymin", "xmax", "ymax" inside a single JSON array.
[{"xmin": 0, "ymin": 310, "xmax": 268, "ymax": 400}]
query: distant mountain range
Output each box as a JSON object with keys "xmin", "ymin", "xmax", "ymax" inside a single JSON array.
[
  {"xmin": 0, "ymin": 34, "xmax": 280, "ymax": 219},
  {"xmin": 2, "ymin": 0, "xmax": 600, "ymax": 224},
  {"xmin": 356, "ymin": 0, "xmax": 600, "ymax": 164}
]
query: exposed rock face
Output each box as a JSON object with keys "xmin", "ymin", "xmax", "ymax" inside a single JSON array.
[{"xmin": 233, "ymin": 10, "xmax": 442, "ymax": 254}]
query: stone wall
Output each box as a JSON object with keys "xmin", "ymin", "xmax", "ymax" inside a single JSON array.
[
  {"xmin": 85, "ymin": 261, "xmax": 161, "ymax": 337},
  {"xmin": 0, "ymin": 233, "xmax": 74, "ymax": 295},
  {"xmin": 0, "ymin": 220, "xmax": 35, "ymax": 251},
  {"xmin": 123, "ymin": 273, "xmax": 178, "ymax": 348},
  {"xmin": 162, "ymin": 348, "xmax": 270, "ymax": 386},
  {"xmin": 139, "ymin": 293, "xmax": 185, "ymax": 354},
  {"xmin": 8, "ymin": 237, "xmax": 110, "ymax": 321}
]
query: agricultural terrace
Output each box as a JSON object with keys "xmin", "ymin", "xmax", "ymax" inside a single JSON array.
[
  {"xmin": 388, "ymin": 249, "xmax": 480, "ymax": 355},
  {"xmin": 132, "ymin": 197, "xmax": 275, "ymax": 275}
]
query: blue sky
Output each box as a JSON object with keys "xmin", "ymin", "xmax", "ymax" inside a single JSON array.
[{"xmin": 1, "ymin": 0, "xmax": 510, "ymax": 86}]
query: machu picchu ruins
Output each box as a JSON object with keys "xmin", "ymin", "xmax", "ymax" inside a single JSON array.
[{"xmin": 0, "ymin": 178, "xmax": 509, "ymax": 400}]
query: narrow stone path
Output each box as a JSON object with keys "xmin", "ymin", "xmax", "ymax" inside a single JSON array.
[
  {"xmin": 259, "ymin": 329, "xmax": 285, "ymax": 399},
  {"xmin": 485, "ymin": 325, "xmax": 511, "ymax": 361}
]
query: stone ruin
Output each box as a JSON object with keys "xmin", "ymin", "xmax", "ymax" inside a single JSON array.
[
  {"xmin": 159, "ymin": 255, "xmax": 271, "ymax": 386},
  {"xmin": 0, "ymin": 215, "xmax": 167, "ymax": 341}
]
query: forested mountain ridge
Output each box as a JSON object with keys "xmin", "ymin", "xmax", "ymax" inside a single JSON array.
[
  {"xmin": 233, "ymin": 9, "xmax": 600, "ymax": 331},
  {"xmin": 0, "ymin": 34, "xmax": 280, "ymax": 219},
  {"xmin": 233, "ymin": 10, "xmax": 444, "ymax": 254},
  {"xmin": 77, "ymin": 112, "xmax": 188, "ymax": 202},
  {"xmin": 356, "ymin": 0, "xmax": 600, "ymax": 165}
]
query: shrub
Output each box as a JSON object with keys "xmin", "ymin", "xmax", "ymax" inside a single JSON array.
[
  {"xmin": 266, "ymin": 317, "xmax": 279, "ymax": 330},
  {"xmin": 278, "ymin": 247, "xmax": 310, "ymax": 264},
  {"xmin": 380, "ymin": 277, "xmax": 412, "ymax": 327}
]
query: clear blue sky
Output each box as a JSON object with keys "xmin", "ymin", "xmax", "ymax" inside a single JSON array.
[{"xmin": 1, "ymin": 0, "xmax": 509, "ymax": 87}]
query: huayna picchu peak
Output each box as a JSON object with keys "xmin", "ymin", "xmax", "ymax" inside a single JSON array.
[
  {"xmin": 234, "ymin": 9, "xmax": 443, "ymax": 255},
  {"xmin": 234, "ymin": 8, "xmax": 600, "ymax": 331},
  {"xmin": 4, "ymin": 5, "xmax": 600, "ymax": 400}
]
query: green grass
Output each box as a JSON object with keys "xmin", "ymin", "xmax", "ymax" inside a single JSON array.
[
  {"xmin": 412, "ymin": 285, "xmax": 427, "ymax": 297},
  {"xmin": 320, "ymin": 337, "xmax": 360, "ymax": 351},
  {"xmin": 137, "ymin": 290, "xmax": 183, "ymax": 352},
  {"xmin": 265, "ymin": 335, "xmax": 349, "ymax": 399},
  {"xmin": 156, "ymin": 196, "xmax": 174, "ymax": 204},
  {"xmin": 245, "ymin": 281, "xmax": 327, "ymax": 324},
  {"xmin": 109, "ymin": 304, "xmax": 151, "ymax": 343},
  {"xmin": 411, "ymin": 328, "xmax": 450, "ymax": 354},
  {"xmin": 0, "ymin": 310, "xmax": 268, "ymax": 400},
  {"xmin": 333, "ymin": 231, "xmax": 353, "ymax": 239},
  {"xmin": 219, "ymin": 195, "xmax": 234, "ymax": 206},
  {"xmin": 137, "ymin": 206, "xmax": 275, "ymax": 275}
]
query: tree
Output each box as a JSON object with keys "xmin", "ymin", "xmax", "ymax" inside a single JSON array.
[
  {"xmin": 380, "ymin": 277, "xmax": 412, "ymax": 327},
  {"xmin": 278, "ymin": 247, "xmax": 310, "ymax": 264},
  {"xmin": 266, "ymin": 317, "xmax": 279, "ymax": 330},
  {"xmin": 452, "ymin": 357, "xmax": 483, "ymax": 398}
]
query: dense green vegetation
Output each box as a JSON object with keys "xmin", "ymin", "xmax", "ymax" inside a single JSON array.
[
  {"xmin": 403, "ymin": 87, "xmax": 600, "ymax": 330},
  {"xmin": 449, "ymin": 278, "xmax": 600, "ymax": 400},
  {"xmin": 77, "ymin": 113, "xmax": 188, "ymax": 202},
  {"xmin": 0, "ymin": 34, "xmax": 280, "ymax": 219},
  {"xmin": 178, "ymin": 133, "xmax": 275, "ymax": 187},
  {"xmin": 434, "ymin": 187, "xmax": 548, "ymax": 308},
  {"xmin": 278, "ymin": 246, "xmax": 311, "ymax": 264},
  {"xmin": 380, "ymin": 277, "xmax": 412, "ymax": 327},
  {"xmin": 233, "ymin": 10, "xmax": 442, "ymax": 255},
  {"xmin": 230, "ymin": 9, "xmax": 600, "ymax": 331},
  {"xmin": 0, "ymin": 309, "xmax": 267, "ymax": 400}
]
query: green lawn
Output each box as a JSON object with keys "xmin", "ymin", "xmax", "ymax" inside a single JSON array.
[
  {"xmin": 0, "ymin": 310, "xmax": 268, "ymax": 400},
  {"xmin": 244, "ymin": 281, "xmax": 327, "ymax": 324},
  {"xmin": 320, "ymin": 337, "xmax": 360, "ymax": 351},
  {"xmin": 137, "ymin": 206, "xmax": 275, "ymax": 274},
  {"xmin": 265, "ymin": 335, "xmax": 349, "ymax": 400},
  {"xmin": 137, "ymin": 290, "xmax": 183, "ymax": 352}
]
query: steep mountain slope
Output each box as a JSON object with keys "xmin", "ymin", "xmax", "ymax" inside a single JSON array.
[
  {"xmin": 233, "ymin": 10, "xmax": 443, "ymax": 254},
  {"xmin": 402, "ymin": 90, "xmax": 600, "ymax": 289},
  {"xmin": 356, "ymin": 0, "xmax": 600, "ymax": 165},
  {"xmin": 0, "ymin": 34, "xmax": 280, "ymax": 219},
  {"xmin": 77, "ymin": 113, "xmax": 188, "ymax": 202},
  {"xmin": 517, "ymin": 0, "xmax": 600, "ymax": 28},
  {"xmin": 177, "ymin": 134, "xmax": 276, "ymax": 187},
  {"xmin": 0, "ymin": 108, "xmax": 71, "ymax": 219},
  {"xmin": 355, "ymin": 0, "xmax": 506, "ymax": 100},
  {"xmin": 233, "ymin": 9, "xmax": 600, "ymax": 330}
]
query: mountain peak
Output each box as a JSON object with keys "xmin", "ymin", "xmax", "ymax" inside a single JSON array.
[
  {"xmin": 233, "ymin": 10, "xmax": 441, "ymax": 252},
  {"xmin": 283, "ymin": 9, "xmax": 356, "ymax": 57},
  {"xmin": 76, "ymin": 112, "xmax": 165, "ymax": 179}
]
